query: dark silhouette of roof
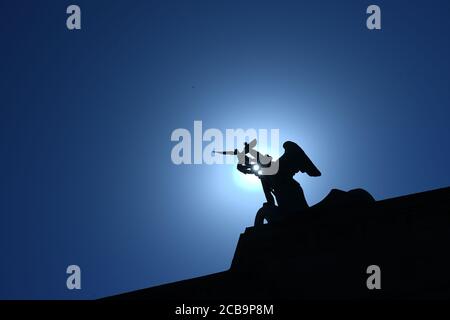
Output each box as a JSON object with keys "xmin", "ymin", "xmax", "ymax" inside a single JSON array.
[{"xmin": 105, "ymin": 186, "xmax": 450, "ymax": 300}]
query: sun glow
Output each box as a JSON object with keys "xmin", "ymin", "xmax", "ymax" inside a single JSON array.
[{"xmin": 232, "ymin": 166, "xmax": 262, "ymax": 191}]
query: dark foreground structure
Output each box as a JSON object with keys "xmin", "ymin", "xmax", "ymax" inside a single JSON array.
[{"xmin": 108, "ymin": 186, "xmax": 450, "ymax": 300}]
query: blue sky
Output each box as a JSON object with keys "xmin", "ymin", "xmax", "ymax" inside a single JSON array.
[{"xmin": 1, "ymin": 0, "xmax": 449, "ymax": 299}]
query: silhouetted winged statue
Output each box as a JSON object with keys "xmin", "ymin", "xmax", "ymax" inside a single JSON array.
[
  {"xmin": 215, "ymin": 139, "xmax": 321, "ymax": 225},
  {"xmin": 255, "ymin": 141, "xmax": 321, "ymax": 225},
  {"xmin": 215, "ymin": 139, "xmax": 375, "ymax": 226}
]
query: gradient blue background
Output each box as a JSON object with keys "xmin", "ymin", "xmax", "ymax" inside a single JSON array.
[{"xmin": 1, "ymin": 0, "xmax": 449, "ymax": 299}]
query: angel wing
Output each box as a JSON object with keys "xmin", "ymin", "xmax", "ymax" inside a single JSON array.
[{"xmin": 280, "ymin": 141, "xmax": 321, "ymax": 177}]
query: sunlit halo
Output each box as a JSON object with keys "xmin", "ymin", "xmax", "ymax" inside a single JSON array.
[{"xmin": 232, "ymin": 166, "xmax": 262, "ymax": 191}]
